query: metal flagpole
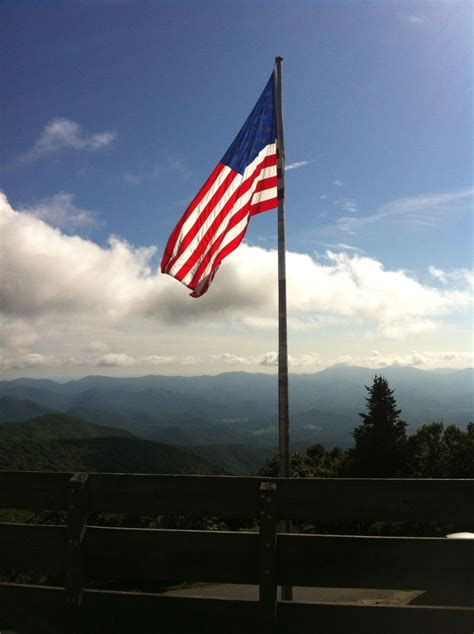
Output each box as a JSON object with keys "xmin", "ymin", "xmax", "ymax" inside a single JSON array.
[{"xmin": 275, "ymin": 56, "xmax": 292, "ymax": 602}]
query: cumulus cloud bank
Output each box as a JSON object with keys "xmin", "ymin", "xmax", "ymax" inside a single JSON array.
[{"xmin": 1, "ymin": 192, "xmax": 472, "ymax": 336}]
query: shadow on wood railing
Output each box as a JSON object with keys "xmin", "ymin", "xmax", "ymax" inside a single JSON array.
[{"xmin": 0, "ymin": 471, "xmax": 473, "ymax": 633}]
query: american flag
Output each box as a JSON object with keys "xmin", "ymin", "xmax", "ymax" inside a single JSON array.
[{"xmin": 161, "ymin": 74, "xmax": 279, "ymax": 297}]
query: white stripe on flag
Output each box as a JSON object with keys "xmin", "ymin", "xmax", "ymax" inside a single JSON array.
[
  {"xmin": 167, "ymin": 173, "xmax": 243, "ymax": 277},
  {"xmin": 170, "ymin": 145, "xmax": 276, "ymax": 279},
  {"xmin": 251, "ymin": 187, "xmax": 278, "ymax": 205},
  {"xmin": 179, "ymin": 160, "xmax": 276, "ymax": 284},
  {"xmin": 178, "ymin": 165, "xmax": 234, "ymax": 240}
]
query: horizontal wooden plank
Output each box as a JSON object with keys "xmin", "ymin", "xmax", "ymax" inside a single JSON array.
[
  {"xmin": 277, "ymin": 478, "xmax": 474, "ymax": 522},
  {"xmin": 0, "ymin": 523, "xmax": 65, "ymax": 575},
  {"xmin": 84, "ymin": 590, "xmax": 261, "ymax": 634},
  {"xmin": 0, "ymin": 583, "xmax": 65, "ymax": 634},
  {"xmin": 87, "ymin": 473, "xmax": 264, "ymax": 517},
  {"xmin": 0, "ymin": 471, "xmax": 71, "ymax": 511},
  {"xmin": 276, "ymin": 600, "xmax": 474, "ymax": 634},
  {"xmin": 86, "ymin": 527, "xmax": 259, "ymax": 583},
  {"xmin": 1, "ymin": 472, "xmax": 473, "ymax": 523},
  {"xmin": 277, "ymin": 533, "xmax": 474, "ymax": 591},
  {"xmin": 0, "ymin": 585, "xmax": 260, "ymax": 634},
  {"xmin": 2, "ymin": 583, "xmax": 473, "ymax": 634}
]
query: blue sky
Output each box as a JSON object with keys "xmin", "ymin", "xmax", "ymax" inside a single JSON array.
[{"xmin": 0, "ymin": 0, "xmax": 472, "ymax": 377}]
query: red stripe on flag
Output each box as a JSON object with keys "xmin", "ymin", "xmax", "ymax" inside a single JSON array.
[
  {"xmin": 173, "ymin": 154, "xmax": 276, "ymax": 283},
  {"xmin": 173, "ymin": 179, "xmax": 244, "ymax": 282},
  {"xmin": 164, "ymin": 167, "xmax": 238, "ymax": 274},
  {"xmin": 186, "ymin": 204, "xmax": 252, "ymax": 289},
  {"xmin": 249, "ymin": 196, "xmax": 279, "ymax": 216},
  {"xmin": 161, "ymin": 163, "xmax": 227, "ymax": 271},
  {"xmin": 190, "ymin": 225, "xmax": 249, "ymax": 297},
  {"xmin": 182, "ymin": 159, "xmax": 277, "ymax": 287}
]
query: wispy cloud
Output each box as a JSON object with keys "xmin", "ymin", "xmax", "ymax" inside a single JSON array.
[
  {"xmin": 122, "ymin": 155, "xmax": 192, "ymax": 186},
  {"xmin": 323, "ymin": 243, "xmax": 362, "ymax": 253},
  {"xmin": 14, "ymin": 118, "xmax": 116, "ymax": 165},
  {"xmin": 333, "ymin": 179, "xmax": 345, "ymax": 187},
  {"xmin": 428, "ymin": 265, "xmax": 473, "ymax": 288},
  {"xmin": 122, "ymin": 172, "xmax": 143, "ymax": 186},
  {"xmin": 334, "ymin": 197, "xmax": 358, "ymax": 214},
  {"xmin": 407, "ymin": 15, "xmax": 424, "ymax": 25},
  {"xmin": 338, "ymin": 187, "xmax": 473, "ymax": 234},
  {"xmin": 285, "ymin": 160, "xmax": 312, "ymax": 171},
  {"xmin": 19, "ymin": 192, "xmax": 98, "ymax": 232}
]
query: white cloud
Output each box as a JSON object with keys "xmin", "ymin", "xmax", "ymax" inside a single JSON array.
[
  {"xmin": 258, "ymin": 351, "xmax": 321, "ymax": 368},
  {"xmin": 83, "ymin": 341, "xmax": 109, "ymax": 353},
  {"xmin": 429, "ymin": 265, "xmax": 447, "ymax": 284},
  {"xmin": 285, "ymin": 160, "xmax": 312, "ymax": 171},
  {"xmin": 2, "ymin": 353, "xmax": 52, "ymax": 369},
  {"xmin": 361, "ymin": 350, "xmax": 473, "ymax": 369},
  {"xmin": 326, "ymin": 243, "xmax": 361, "ymax": 253},
  {"xmin": 98, "ymin": 353, "xmax": 136, "ymax": 367},
  {"xmin": 123, "ymin": 172, "xmax": 143, "ymax": 186},
  {"xmin": 19, "ymin": 192, "xmax": 97, "ymax": 231},
  {"xmin": 339, "ymin": 198, "xmax": 358, "ymax": 213},
  {"xmin": 289, "ymin": 353, "xmax": 321, "ymax": 368},
  {"xmin": 428, "ymin": 265, "xmax": 473, "ymax": 289},
  {"xmin": 1, "ymin": 192, "xmax": 472, "ymax": 334},
  {"xmin": 0, "ymin": 319, "xmax": 39, "ymax": 350},
  {"xmin": 259, "ymin": 352, "xmax": 278, "ymax": 367},
  {"xmin": 0, "ymin": 192, "xmax": 472, "ymax": 374},
  {"xmin": 338, "ymin": 187, "xmax": 473, "ymax": 234},
  {"xmin": 141, "ymin": 355, "xmax": 176, "ymax": 366},
  {"xmin": 212, "ymin": 353, "xmax": 254, "ymax": 365},
  {"xmin": 15, "ymin": 117, "xmax": 116, "ymax": 164},
  {"xmin": 407, "ymin": 15, "xmax": 424, "ymax": 24},
  {"xmin": 333, "ymin": 180, "xmax": 345, "ymax": 187}
]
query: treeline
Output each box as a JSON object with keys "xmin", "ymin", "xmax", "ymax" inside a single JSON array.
[{"xmin": 259, "ymin": 376, "xmax": 474, "ymax": 480}]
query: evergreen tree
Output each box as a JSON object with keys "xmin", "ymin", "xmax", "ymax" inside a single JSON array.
[{"xmin": 350, "ymin": 375, "xmax": 407, "ymax": 477}]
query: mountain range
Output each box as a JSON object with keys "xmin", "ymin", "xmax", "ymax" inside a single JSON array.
[{"xmin": 0, "ymin": 366, "xmax": 472, "ymax": 456}]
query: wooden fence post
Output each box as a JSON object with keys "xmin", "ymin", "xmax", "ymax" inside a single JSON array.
[
  {"xmin": 65, "ymin": 473, "xmax": 89, "ymax": 634},
  {"xmin": 259, "ymin": 481, "xmax": 277, "ymax": 632}
]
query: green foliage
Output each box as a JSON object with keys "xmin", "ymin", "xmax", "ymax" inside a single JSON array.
[
  {"xmin": 257, "ymin": 443, "xmax": 348, "ymax": 478},
  {"xmin": 191, "ymin": 443, "xmax": 272, "ymax": 475},
  {"xmin": 350, "ymin": 375, "xmax": 407, "ymax": 477},
  {"xmin": 407, "ymin": 420, "xmax": 474, "ymax": 478}
]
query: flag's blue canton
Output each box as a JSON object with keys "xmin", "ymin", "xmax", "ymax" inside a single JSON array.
[{"xmin": 220, "ymin": 75, "xmax": 276, "ymax": 175}]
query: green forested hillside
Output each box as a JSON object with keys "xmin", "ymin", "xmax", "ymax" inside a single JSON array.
[
  {"xmin": 0, "ymin": 413, "xmax": 135, "ymax": 441},
  {"xmin": 0, "ymin": 415, "xmax": 220, "ymax": 475},
  {"xmin": 192, "ymin": 443, "xmax": 272, "ymax": 475}
]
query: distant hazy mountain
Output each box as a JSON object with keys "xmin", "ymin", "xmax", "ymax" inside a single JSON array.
[
  {"xmin": 0, "ymin": 414, "xmax": 220, "ymax": 474},
  {"xmin": 0, "ymin": 367, "xmax": 472, "ymax": 453},
  {"xmin": 0, "ymin": 396, "xmax": 52, "ymax": 422}
]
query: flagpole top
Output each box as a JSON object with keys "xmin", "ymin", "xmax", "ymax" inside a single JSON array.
[{"xmin": 275, "ymin": 56, "xmax": 283, "ymax": 63}]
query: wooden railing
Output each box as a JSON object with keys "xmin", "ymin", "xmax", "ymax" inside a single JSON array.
[{"xmin": 0, "ymin": 471, "xmax": 473, "ymax": 633}]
